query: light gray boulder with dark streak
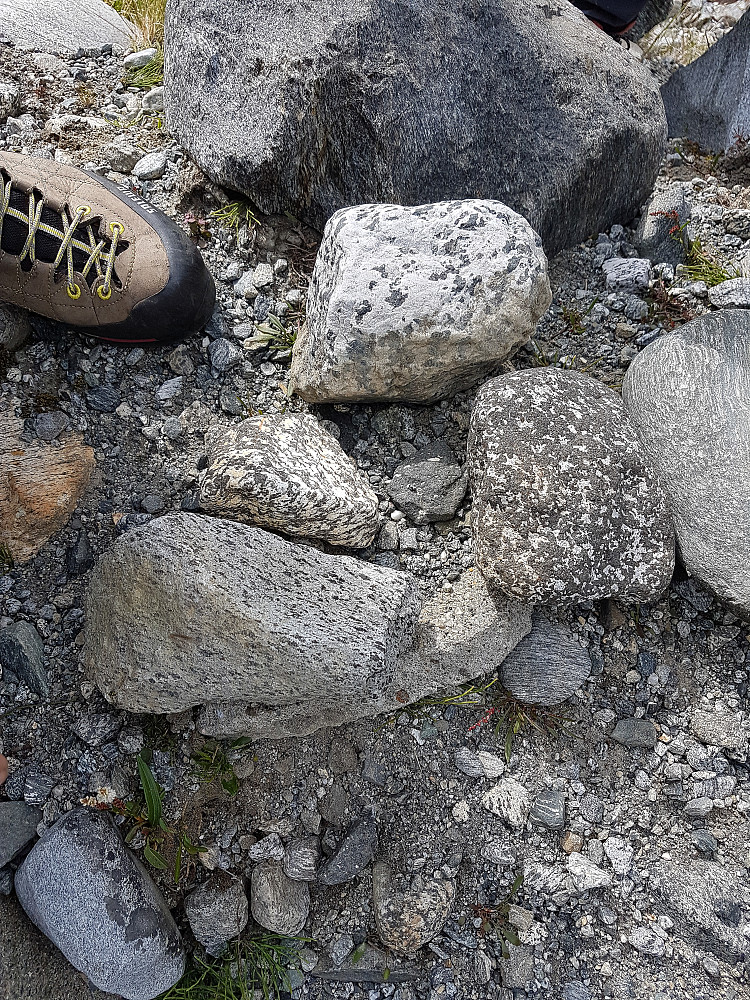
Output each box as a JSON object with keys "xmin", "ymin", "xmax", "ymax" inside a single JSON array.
[
  {"xmin": 14, "ymin": 809, "xmax": 184, "ymax": 1000},
  {"xmin": 85, "ymin": 513, "xmax": 422, "ymax": 717},
  {"xmin": 164, "ymin": 0, "xmax": 666, "ymax": 255},
  {"xmin": 622, "ymin": 309, "xmax": 750, "ymax": 617},
  {"xmin": 290, "ymin": 200, "xmax": 551, "ymax": 404},
  {"xmin": 468, "ymin": 369, "xmax": 675, "ymax": 605},
  {"xmin": 198, "ymin": 569, "xmax": 531, "ymax": 739},
  {"xmin": 199, "ymin": 413, "xmax": 379, "ymax": 547}
]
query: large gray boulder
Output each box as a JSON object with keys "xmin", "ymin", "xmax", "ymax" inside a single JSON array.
[
  {"xmin": 468, "ymin": 369, "xmax": 675, "ymax": 605},
  {"xmin": 622, "ymin": 310, "xmax": 750, "ymax": 617},
  {"xmin": 199, "ymin": 413, "xmax": 379, "ymax": 548},
  {"xmin": 163, "ymin": 0, "xmax": 666, "ymax": 255},
  {"xmin": 289, "ymin": 201, "xmax": 551, "ymax": 404},
  {"xmin": 661, "ymin": 10, "xmax": 750, "ymax": 152},
  {"xmin": 14, "ymin": 809, "xmax": 184, "ymax": 1000},
  {"xmin": 85, "ymin": 513, "xmax": 423, "ymax": 716},
  {"xmin": 198, "ymin": 569, "xmax": 531, "ymax": 739},
  {"xmin": 0, "ymin": 0, "xmax": 134, "ymax": 54}
]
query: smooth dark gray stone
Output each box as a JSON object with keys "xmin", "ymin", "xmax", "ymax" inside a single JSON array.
[
  {"xmin": 635, "ymin": 184, "xmax": 691, "ymax": 266},
  {"xmin": 163, "ymin": 0, "xmax": 666, "ymax": 255},
  {"xmin": 611, "ymin": 718, "xmax": 657, "ymax": 748},
  {"xmin": 0, "ymin": 802, "xmax": 40, "ymax": 866},
  {"xmin": 0, "ymin": 621, "xmax": 47, "ymax": 695},
  {"xmin": 318, "ymin": 814, "xmax": 377, "ymax": 886},
  {"xmin": 661, "ymin": 10, "xmax": 750, "ymax": 152},
  {"xmin": 389, "ymin": 442, "xmax": 468, "ymax": 524},
  {"xmin": 14, "ymin": 809, "xmax": 185, "ymax": 1000},
  {"xmin": 499, "ymin": 614, "xmax": 592, "ymax": 706},
  {"xmin": 622, "ymin": 310, "xmax": 750, "ymax": 617}
]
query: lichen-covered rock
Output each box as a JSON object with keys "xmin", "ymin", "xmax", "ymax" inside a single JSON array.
[
  {"xmin": 250, "ymin": 859, "xmax": 309, "ymax": 936},
  {"xmin": 199, "ymin": 413, "xmax": 379, "ymax": 547},
  {"xmin": 184, "ymin": 873, "xmax": 248, "ymax": 954},
  {"xmin": 85, "ymin": 513, "xmax": 423, "ymax": 716},
  {"xmin": 164, "ymin": 0, "xmax": 666, "ymax": 255},
  {"xmin": 499, "ymin": 614, "xmax": 592, "ymax": 706},
  {"xmin": 199, "ymin": 570, "xmax": 531, "ymax": 739},
  {"xmin": 290, "ymin": 200, "xmax": 551, "ymax": 403},
  {"xmin": 14, "ymin": 809, "xmax": 184, "ymax": 1000},
  {"xmin": 372, "ymin": 861, "xmax": 455, "ymax": 953},
  {"xmin": 0, "ymin": 0, "xmax": 134, "ymax": 54},
  {"xmin": 622, "ymin": 310, "xmax": 750, "ymax": 617},
  {"xmin": 661, "ymin": 10, "xmax": 750, "ymax": 152},
  {"xmin": 388, "ymin": 441, "xmax": 468, "ymax": 524},
  {"xmin": 468, "ymin": 369, "xmax": 675, "ymax": 605},
  {"xmin": 0, "ymin": 407, "xmax": 95, "ymax": 564}
]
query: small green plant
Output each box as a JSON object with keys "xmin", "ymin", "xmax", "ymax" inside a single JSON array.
[
  {"xmin": 107, "ymin": 754, "xmax": 205, "ymax": 882},
  {"xmin": 159, "ymin": 936, "xmax": 305, "ymax": 1000},
  {"xmin": 647, "ymin": 279, "xmax": 696, "ymax": 330},
  {"xmin": 209, "ymin": 200, "xmax": 260, "ymax": 235},
  {"xmin": 184, "ymin": 212, "xmax": 213, "ymax": 247},
  {"xmin": 0, "ymin": 542, "xmax": 14, "ymax": 573},
  {"xmin": 470, "ymin": 872, "xmax": 525, "ymax": 959},
  {"xmin": 124, "ymin": 48, "xmax": 164, "ymax": 89},
  {"xmin": 685, "ymin": 236, "xmax": 741, "ymax": 287},
  {"xmin": 192, "ymin": 739, "xmax": 252, "ymax": 796},
  {"xmin": 243, "ymin": 314, "xmax": 298, "ymax": 357},
  {"xmin": 106, "ymin": 0, "xmax": 166, "ymax": 45}
]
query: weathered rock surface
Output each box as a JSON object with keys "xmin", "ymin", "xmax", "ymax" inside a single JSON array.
[
  {"xmin": 0, "ymin": 802, "xmax": 40, "ymax": 866},
  {"xmin": 372, "ymin": 861, "xmax": 455, "ymax": 953},
  {"xmin": 0, "ymin": 304, "xmax": 30, "ymax": 352},
  {"xmin": 611, "ymin": 718, "xmax": 657, "ymax": 749},
  {"xmin": 0, "ymin": 0, "xmax": 134, "ymax": 55},
  {"xmin": 184, "ymin": 873, "xmax": 248, "ymax": 954},
  {"xmin": 85, "ymin": 513, "xmax": 422, "ymax": 717},
  {"xmin": 468, "ymin": 369, "xmax": 675, "ymax": 605},
  {"xmin": 481, "ymin": 777, "xmax": 531, "ymax": 829},
  {"xmin": 199, "ymin": 413, "xmax": 379, "ymax": 547},
  {"xmin": 0, "ymin": 621, "xmax": 48, "ymax": 695},
  {"xmin": 0, "ymin": 407, "xmax": 96, "ymax": 564},
  {"xmin": 164, "ymin": 0, "xmax": 666, "ymax": 255},
  {"xmin": 708, "ymin": 277, "xmax": 750, "ymax": 309},
  {"xmin": 318, "ymin": 814, "xmax": 377, "ymax": 886},
  {"xmin": 290, "ymin": 201, "xmax": 551, "ymax": 404},
  {"xmin": 250, "ymin": 859, "xmax": 309, "ymax": 936},
  {"xmin": 14, "ymin": 809, "xmax": 184, "ymax": 1000},
  {"xmin": 199, "ymin": 570, "xmax": 531, "ymax": 739},
  {"xmin": 622, "ymin": 310, "xmax": 750, "ymax": 616},
  {"xmin": 388, "ymin": 441, "xmax": 468, "ymax": 524},
  {"xmin": 499, "ymin": 613, "xmax": 592, "ymax": 706},
  {"xmin": 661, "ymin": 10, "xmax": 750, "ymax": 152},
  {"xmin": 635, "ymin": 184, "xmax": 691, "ymax": 266}
]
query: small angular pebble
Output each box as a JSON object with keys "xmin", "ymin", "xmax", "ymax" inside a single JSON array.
[
  {"xmin": 283, "ymin": 837, "xmax": 321, "ymax": 882},
  {"xmin": 388, "ymin": 441, "xmax": 467, "ymax": 524},
  {"xmin": 34, "ymin": 410, "xmax": 68, "ymax": 441},
  {"xmin": 246, "ymin": 833, "xmax": 285, "ymax": 863},
  {"xmin": 252, "ymin": 262, "xmax": 274, "ymax": 288},
  {"xmin": 529, "ymin": 788, "xmax": 565, "ymax": 830},
  {"xmin": 579, "ymin": 793, "xmax": 604, "ymax": 824},
  {"xmin": 208, "ymin": 337, "xmax": 242, "ymax": 372},
  {"xmin": 684, "ymin": 796, "xmax": 713, "ymax": 818},
  {"xmin": 86, "ymin": 385, "xmax": 121, "ymax": 413},
  {"xmin": 628, "ymin": 926, "xmax": 665, "ymax": 956},
  {"xmin": 481, "ymin": 777, "xmax": 530, "ymax": 829},
  {"xmin": 71, "ymin": 713, "xmax": 122, "ymax": 747},
  {"xmin": 602, "ymin": 257, "xmax": 651, "ymax": 292},
  {"xmin": 250, "ymin": 859, "xmax": 309, "ymax": 935},
  {"xmin": 22, "ymin": 770, "xmax": 56, "ymax": 806},
  {"xmin": 500, "ymin": 614, "xmax": 592, "ymax": 706},
  {"xmin": 0, "ymin": 621, "xmax": 48, "ymax": 695},
  {"xmin": 567, "ymin": 852, "xmax": 612, "ymax": 891},
  {"xmin": 611, "ymin": 718, "xmax": 657, "ymax": 748},
  {"xmin": 690, "ymin": 829, "xmax": 718, "ymax": 855},
  {"xmin": 155, "ymin": 377, "xmax": 183, "ymax": 403},
  {"xmin": 603, "ymin": 836, "xmax": 633, "ymax": 875},
  {"xmin": 0, "ymin": 801, "xmax": 41, "ymax": 866},
  {"xmin": 318, "ymin": 814, "xmax": 377, "ymax": 885}
]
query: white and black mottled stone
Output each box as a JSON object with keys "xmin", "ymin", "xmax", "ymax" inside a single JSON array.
[
  {"xmin": 290, "ymin": 201, "xmax": 551, "ymax": 404},
  {"xmin": 14, "ymin": 809, "xmax": 184, "ymax": 1000},
  {"xmin": 372, "ymin": 861, "xmax": 455, "ymax": 954},
  {"xmin": 388, "ymin": 441, "xmax": 468, "ymax": 524},
  {"xmin": 198, "ymin": 570, "xmax": 531, "ymax": 740},
  {"xmin": 622, "ymin": 309, "xmax": 750, "ymax": 617},
  {"xmin": 85, "ymin": 513, "xmax": 423, "ymax": 717},
  {"xmin": 199, "ymin": 413, "xmax": 379, "ymax": 548},
  {"xmin": 184, "ymin": 873, "xmax": 248, "ymax": 955},
  {"xmin": 468, "ymin": 369, "xmax": 675, "ymax": 605},
  {"xmin": 499, "ymin": 613, "xmax": 592, "ymax": 706}
]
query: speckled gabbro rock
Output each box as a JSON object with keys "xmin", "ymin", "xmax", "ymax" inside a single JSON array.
[
  {"xmin": 84, "ymin": 513, "xmax": 423, "ymax": 718},
  {"xmin": 289, "ymin": 201, "xmax": 551, "ymax": 404},
  {"xmin": 622, "ymin": 310, "xmax": 750, "ymax": 617},
  {"xmin": 468, "ymin": 369, "xmax": 675, "ymax": 605},
  {"xmin": 14, "ymin": 809, "xmax": 184, "ymax": 1000},
  {"xmin": 199, "ymin": 413, "xmax": 379, "ymax": 548},
  {"xmin": 372, "ymin": 861, "xmax": 455, "ymax": 953}
]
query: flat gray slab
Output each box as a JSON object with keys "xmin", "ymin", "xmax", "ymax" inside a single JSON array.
[{"xmin": 0, "ymin": 0, "xmax": 134, "ymax": 55}]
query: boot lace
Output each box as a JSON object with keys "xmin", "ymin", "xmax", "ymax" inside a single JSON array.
[{"xmin": 0, "ymin": 173, "xmax": 124, "ymax": 301}]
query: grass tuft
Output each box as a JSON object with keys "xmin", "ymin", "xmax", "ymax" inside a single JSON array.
[
  {"xmin": 209, "ymin": 201, "xmax": 260, "ymax": 236},
  {"xmin": 105, "ymin": 0, "xmax": 166, "ymax": 46},
  {"xmin": 124, "ymin": 48, "xmax": 164, "ymax": 89}
]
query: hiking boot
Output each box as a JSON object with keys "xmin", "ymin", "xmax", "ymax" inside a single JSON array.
[{"xmin": 0, "ymin": 151, "xmax": 215, "ymax": 343}]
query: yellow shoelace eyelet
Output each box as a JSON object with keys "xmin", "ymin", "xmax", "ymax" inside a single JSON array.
[
  {"xmin": 110, "ymin": 222, "xmax": 125, "ymax": 236},
  {"xmin": 67, "ymin": 283, "xmax": 81, "ymax": 300},
  {"xmin": 76, "ymin": 205, "xmax": 92, "ymax": 219},
  {"xmin": 97, "ymin": 285, "xmax": 112, "ymax": 301}
]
